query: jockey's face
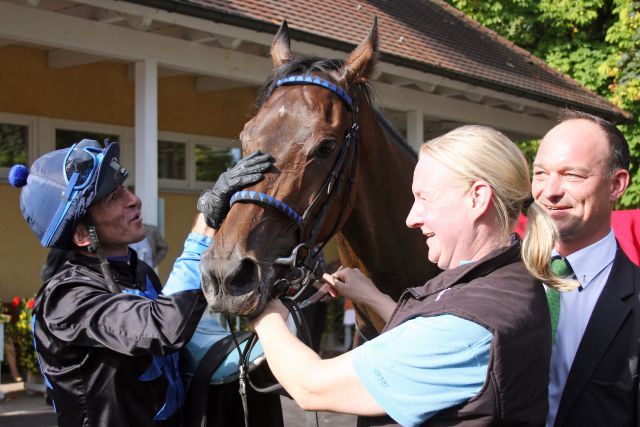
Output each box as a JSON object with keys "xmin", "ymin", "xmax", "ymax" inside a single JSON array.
[{"xmin": 87, "ymin": 186, "xmax": 147, "ymax": 256}]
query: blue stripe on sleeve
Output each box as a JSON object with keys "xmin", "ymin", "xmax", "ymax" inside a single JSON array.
[
  {"xmin": 161, "ymin": 233, "xmax": 212, "ymax": 296},
  {"xmin": 352, "ymin": 314, "xmax": 492, "ymax": 427}
]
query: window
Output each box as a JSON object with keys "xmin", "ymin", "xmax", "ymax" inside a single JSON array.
[
  {"xmin": 195, "ymin": 145, "xmax": 240, "ymax": 182},
  {"xmin": 55, "ymin": 129, "xmax": 119, "ymax": 150},
  {"xmin": 158, "ymin": 131, "xmax": 239, "ymax": 191},
  {"xmin": 0, "ymin": 112, "xmax": 34, "ymax": 181},
  {"xmin": 158, "ymin": 140, "xmax": 186, "ymax": 180},
  {"xmin": 46, "ymin": 119, "xmax": 132, "ymax": 177},
  {"xmin": 0, "ymin": 123, "xmax": 28, "ymax": 167}
]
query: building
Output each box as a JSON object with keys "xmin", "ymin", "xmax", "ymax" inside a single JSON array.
[{"xmin": 0, "ymin": 0, "xmax": 629, "ymax": 299}]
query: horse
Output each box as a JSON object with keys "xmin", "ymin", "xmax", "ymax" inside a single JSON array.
[{"xmin": 200, "ymin": 20, "xmax": 439, "ymax": 337}]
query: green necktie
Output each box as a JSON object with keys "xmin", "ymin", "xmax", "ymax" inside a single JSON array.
[
  {"xmin": 546, "ymin": 287, "xmax": 560, "ymax": 344},
  {"xmin": 547, "ymin": 256, "xmax": 574, "ymax": 344}
]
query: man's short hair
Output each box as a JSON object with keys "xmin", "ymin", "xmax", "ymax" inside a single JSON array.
[{"xmin": 559, "ymin": 110, "xmax": 630, "ymax": 173}]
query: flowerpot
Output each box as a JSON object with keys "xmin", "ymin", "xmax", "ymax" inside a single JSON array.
[{"xmin": 25, "ymin": 371, "xmax": 46, "ymax": 395}]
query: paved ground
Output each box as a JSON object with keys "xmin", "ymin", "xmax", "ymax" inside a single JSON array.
[{"xmin": 0, "ymin": 380, "xmax": 357, "ymax": 426}]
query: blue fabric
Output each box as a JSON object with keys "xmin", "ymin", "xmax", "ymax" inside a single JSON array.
[
  {"xmin": 352, "ymin": 314, "xmax": 492, "ymax": 427},
  {"xmin": 182, "ymin": 311, "xmax": 269, "ymax": 384},
  {"xmin": 31, "ymin": 315, "xmax": 57, "ymax": 413},
  {"xmin": 123, "ymin": 275, "xmax": 184, "ymax": 420},
  {"xmin": 108, "ymin": 253, "xmax": 131, "ymax": 263},
  {"xmin": 162, "ymin": 233, "xmax": 212, "ymax": 295},
  {"xmin": 126, "ymin": 231, "xmax": 209, "ymax": 419}
]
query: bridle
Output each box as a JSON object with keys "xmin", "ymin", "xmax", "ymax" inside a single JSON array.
[
  {"xmin": 226, "ymin": 74, "xmax": 359, "ymax": 427},
  {"xmin": 229, "ymin": 74, "xmax": 360, "ymax": 299}
]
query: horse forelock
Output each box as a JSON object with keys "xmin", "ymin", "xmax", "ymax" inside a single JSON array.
[{"xmin": 253, "ymin": 56, "xmax": 374, "ymax": 115}]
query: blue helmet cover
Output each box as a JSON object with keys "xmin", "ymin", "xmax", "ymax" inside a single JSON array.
[{"xmin": 10, "ymin": 139, "xmax": 128, "ymax": 249}]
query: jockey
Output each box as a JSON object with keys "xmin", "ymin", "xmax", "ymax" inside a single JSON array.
[{"xmin": 8, "ymin": 139, "xmax": 271, "ymax": 426}]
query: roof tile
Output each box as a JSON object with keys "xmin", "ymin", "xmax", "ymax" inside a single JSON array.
[{"xmin": 181, "ymin": 0, "xmax": 629, "ymax": 120}]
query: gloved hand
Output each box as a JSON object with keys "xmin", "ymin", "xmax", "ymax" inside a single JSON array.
[{"xmin": 197, "ymin": 151, "xmax": 273, "ymax": 229}]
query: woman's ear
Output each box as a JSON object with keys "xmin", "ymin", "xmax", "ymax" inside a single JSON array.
[
  {"xmin": 72, "ymin": 222, "xmax": 91, "ymax": 249},
  {"xmin": 469, "ymin": 180, "xmax": 493, "ymax": 219}
]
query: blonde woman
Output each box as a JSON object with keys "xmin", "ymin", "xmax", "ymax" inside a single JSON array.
[{"xmin": 252, "ymin": 125, "xmax": 571, "ymax": 426}]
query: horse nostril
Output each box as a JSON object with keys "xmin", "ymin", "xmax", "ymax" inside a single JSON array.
[{"xmin": 225, "ymin": 258, "xmax": 261, "ymax": 296}]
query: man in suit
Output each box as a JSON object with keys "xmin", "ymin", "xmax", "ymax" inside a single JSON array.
[{"xmin": 532, "ymin": 110, "xmax": 640, "ymax": 427}]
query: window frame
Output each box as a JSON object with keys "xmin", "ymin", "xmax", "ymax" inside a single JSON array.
[
  {"xmin": 44, "ymin": 117, "xmax": 134, "ymax": 175},
  {"xmin": 0, "ymin": 112, "xmax": 37, "ymax": 181}
]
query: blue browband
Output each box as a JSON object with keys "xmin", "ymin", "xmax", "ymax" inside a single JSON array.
[
  {"xmin": 230, "ymin": 190, "xmax": 303, "ymax": 225},
  {"xmin": 274, "ymin": 75, "xmax": 353, "ymax": 109}
]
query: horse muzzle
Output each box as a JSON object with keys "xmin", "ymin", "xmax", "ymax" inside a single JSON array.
[{"xmin": 200, "ymin": 255, "xmax": 274, "ymax": 317}]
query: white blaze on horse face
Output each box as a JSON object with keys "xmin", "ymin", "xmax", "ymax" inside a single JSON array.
[{"xmin": 278, "ymin": 105, "xmax": 287, "ymax": 117}]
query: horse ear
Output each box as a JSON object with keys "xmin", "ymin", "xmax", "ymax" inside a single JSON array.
[
  {"xmin": 271, "ymin": 20, "xmax": 293, "ymax": 68},
  {"xmin": 341, "ymin": 17, "xmax": 379, "ymax": 86}
]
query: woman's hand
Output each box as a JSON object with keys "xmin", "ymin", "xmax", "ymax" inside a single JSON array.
[
  {"xmin": 248, "ymin": 298, "xmax": 289, "ymax": 331},
  {"xmin": 322, "ymin": 267, "xmax": 377, "ymax": 305},
  {"xmin": 323, "ymin": 267, "xmax": 397, "ymax": 323}
]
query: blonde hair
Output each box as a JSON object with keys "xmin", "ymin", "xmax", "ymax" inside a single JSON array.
[{"xmin": 420, "ymin": 125, "xmax": 576, "ymax": 291}]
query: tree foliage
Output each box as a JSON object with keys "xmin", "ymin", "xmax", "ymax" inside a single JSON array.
[{"xmin": 446, "ymin": 0, "xmax": 640, "ymax": 207}]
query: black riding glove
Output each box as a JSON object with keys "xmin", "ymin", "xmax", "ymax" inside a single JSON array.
[{"xmin": 197, "ymin": 151, "xmax": 273, "ymax": 229}]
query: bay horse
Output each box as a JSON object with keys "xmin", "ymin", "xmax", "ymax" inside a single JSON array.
[{"xmin": 200, "ymin": 20, "xmax": 439, "ymax": 336}]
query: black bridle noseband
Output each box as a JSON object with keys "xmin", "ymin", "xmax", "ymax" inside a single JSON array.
[{"xmin": 229, "ymin": 74, "xmax": 359, "ymax": 299}]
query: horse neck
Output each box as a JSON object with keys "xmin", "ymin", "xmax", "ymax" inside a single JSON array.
[{"xmin": 337, "ymin": 102, "xmax": 440, "ymax": 304}]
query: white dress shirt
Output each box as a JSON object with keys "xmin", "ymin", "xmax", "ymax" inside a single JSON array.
[{"xmin": 546, "ymin": 230, "xmax": 617, "ymax": 427}]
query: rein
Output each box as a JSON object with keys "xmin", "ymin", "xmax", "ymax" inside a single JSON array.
[{"xmin": 227, "ymin": 74, "xmax": 360, "ymax": 427}]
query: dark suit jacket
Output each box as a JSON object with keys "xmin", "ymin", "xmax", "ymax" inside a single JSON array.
[{"xmin": 554, "ymin": 245, "xmax": 640, "ymax": 426}]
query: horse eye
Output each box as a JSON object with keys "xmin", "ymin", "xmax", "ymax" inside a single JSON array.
[{"xmin": 316, "ymin": 139, "xmax": 337, "ymax": 158}]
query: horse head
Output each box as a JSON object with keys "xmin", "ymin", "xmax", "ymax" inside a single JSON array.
[{"xmin": 200, "ymin": 20, "xmax": 379, "ymax": 316}]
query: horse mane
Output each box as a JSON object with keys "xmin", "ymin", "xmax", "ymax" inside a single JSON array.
[{"xmin": 254, "ymin": 56, "xmax": 375, "ymax": 113}]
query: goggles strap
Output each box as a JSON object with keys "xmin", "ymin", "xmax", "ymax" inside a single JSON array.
[{"xmin": 87, "ymin": 224, "xmax": 121, "ymax": 294}]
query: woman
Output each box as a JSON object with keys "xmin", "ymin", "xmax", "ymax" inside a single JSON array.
[{"xmin": 251, "ymin": 125, "xmax": 574, "ymax": 426}]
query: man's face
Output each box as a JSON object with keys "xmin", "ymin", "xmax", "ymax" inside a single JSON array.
[
  {"xmin": 87, "ymin": 186, "xmax": 146, "ymax": 253},
  {"xmin": 532, "ymin": 119, "xmax": 625, "ymax": 254}
]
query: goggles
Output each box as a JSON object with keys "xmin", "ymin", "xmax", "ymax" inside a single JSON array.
[
  {"xmin": 40, "ymin": 140, "xmax": 128, "ymax": 247},
  {"xmin": 63, "ymin": 143, "xmax": 103, "ymax": 191}
]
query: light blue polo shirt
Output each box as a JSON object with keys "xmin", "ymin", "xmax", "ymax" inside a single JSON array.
[{"xmin": 352, "ymin": 314, "xmax": 492, "ymax": 427}]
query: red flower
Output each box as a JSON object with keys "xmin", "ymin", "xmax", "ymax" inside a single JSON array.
[
  {"xmin": 12, "ymin": 296, "xmax": 21, "ymax": 308},
  {"xmin": 25, "ymin": 298, "xmax": 35, "ymax": 310}
]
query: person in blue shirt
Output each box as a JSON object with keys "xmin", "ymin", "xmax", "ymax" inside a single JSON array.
[
  {"xmin": 8, "ymin": 139, "xmax": 271, "ymax": 426},
  {"xmin": 250, "ymin": 125, "xmax": 574, "ymax": 426}
]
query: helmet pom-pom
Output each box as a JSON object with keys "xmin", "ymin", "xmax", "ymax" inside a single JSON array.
[{"xmin": 8, "ymin": 164, "xmax": 29, "ymax": 188}]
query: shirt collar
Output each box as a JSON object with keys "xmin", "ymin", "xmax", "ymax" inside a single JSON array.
[{"xmin": 553, "ymin": 229, "xmax": 616, "ymax": 290}]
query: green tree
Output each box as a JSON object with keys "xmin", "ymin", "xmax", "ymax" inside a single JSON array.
[{"xmin": 446, "ymin": 0, "xmax": 640, "ymax": 207}]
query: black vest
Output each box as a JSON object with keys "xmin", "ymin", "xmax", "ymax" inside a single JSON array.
[{"xmin": 360, "ymin": 241, "xmax": 550, "ymax": 426}]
